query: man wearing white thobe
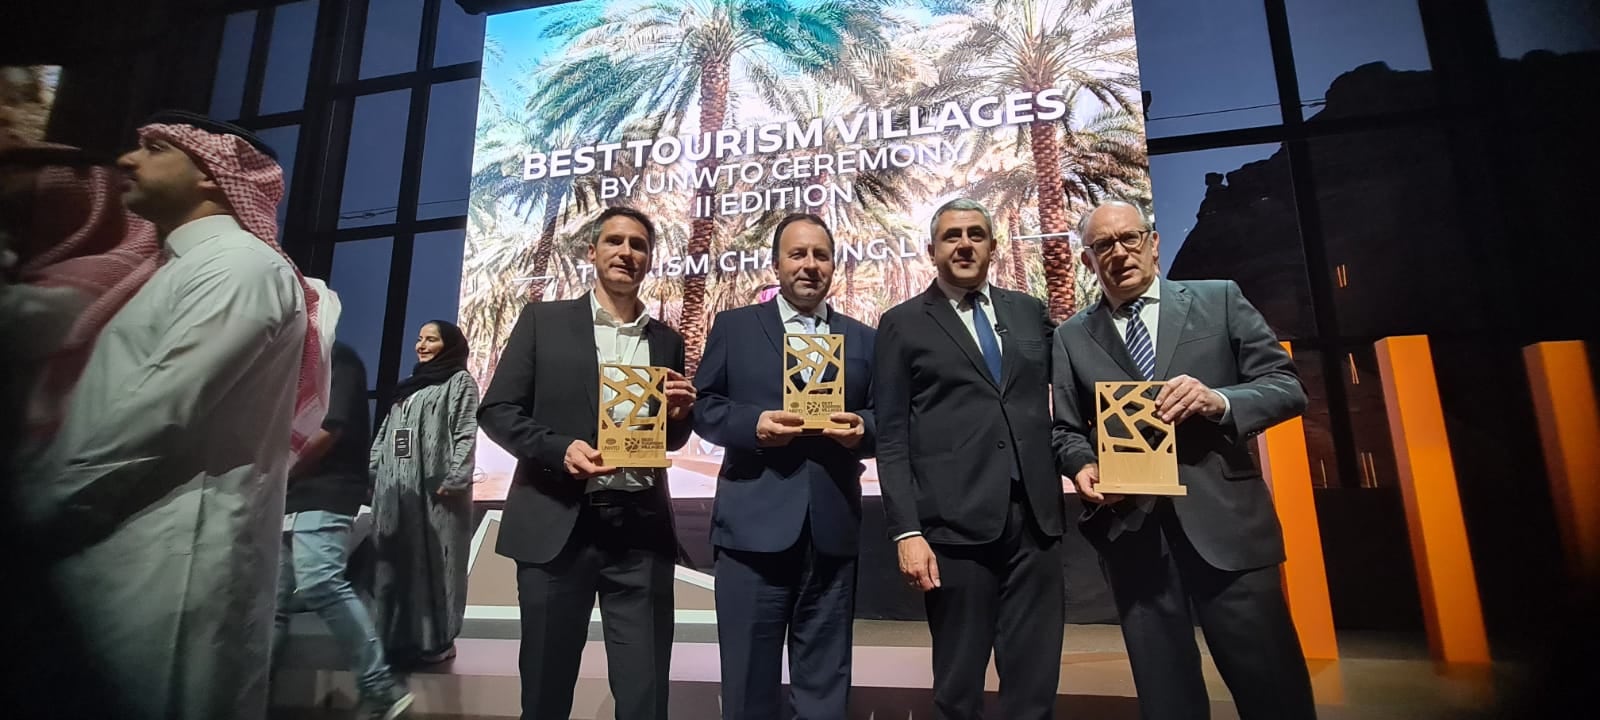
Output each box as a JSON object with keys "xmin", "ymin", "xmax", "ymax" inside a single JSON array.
[{"xmin": 18, "ymin": 111, "xmax": 324, "ymax": 720}]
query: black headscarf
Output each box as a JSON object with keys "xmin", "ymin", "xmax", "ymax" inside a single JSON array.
[{"xmin": 392, "ymin": 319, "xmax": 469, "ymax": 405}]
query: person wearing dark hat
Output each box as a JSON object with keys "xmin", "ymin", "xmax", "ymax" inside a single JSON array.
[
  {"xmin": 0, "ymin": 128, "xmax": 144, "ymax": 720},
  {"xmin": 16, "ymin": 111, "xmax": 327, "ymax": 720},
  {"xmin": 0, "ymin": 135, "xmax": 159, "ymax": 462}
]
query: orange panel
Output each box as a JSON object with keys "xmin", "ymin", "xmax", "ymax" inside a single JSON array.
[
  {"xmin": 1523, "ymin": 341, "xmax": 1600, "ymax": 578},
  {"xmin": 1257, "ymin": 342, "xmax": 1339, "ymax": 660},
  {"xmin": 1375, "ymin": 335, "xmax": 1490, "ymax": 664}
]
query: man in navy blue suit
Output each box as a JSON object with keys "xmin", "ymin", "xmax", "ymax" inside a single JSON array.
[{"xmin": 693, "ymin": 213, "xmax": 876, "ymax": 719}]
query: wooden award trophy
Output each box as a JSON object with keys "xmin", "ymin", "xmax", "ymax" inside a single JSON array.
[
  {"xmin": 1094, "ymin": 381, "xmax": 1185, "ymax": 495},
  {"xmin": 597, "ymin": 363, "xmax": 671, "ymax": 468},
  {"xmin": 782, "ymin": 333, "xmax": 847, "ymax": 429}
]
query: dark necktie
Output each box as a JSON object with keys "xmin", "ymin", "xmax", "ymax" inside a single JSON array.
[
  {"xmin": 1122, "ymin": 298, "xmax": 1155, "ymax": 380},
  {"xmin": 968, "ymin": 291, "xmax": 1003, "ymax": 383}
]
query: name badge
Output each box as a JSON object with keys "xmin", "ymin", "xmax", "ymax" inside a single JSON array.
[{"xmin": 394, "ymin": 428, "xmax": 414, "ymax": 458}]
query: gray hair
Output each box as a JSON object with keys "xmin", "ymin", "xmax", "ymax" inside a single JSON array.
[
  {"xmin": 928, "ymin": 198, "xmax": 995, "ymax": 242},
  {"xmin": 1075, "ymin": 198, "xmax": 1155, "ymax": 240}
]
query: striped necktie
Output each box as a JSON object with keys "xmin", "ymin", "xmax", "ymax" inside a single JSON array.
[{"xmin": 1122, "ymin": 298, "xmax": 1155, "ymax": 381}]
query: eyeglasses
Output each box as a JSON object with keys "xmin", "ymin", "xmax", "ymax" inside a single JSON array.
[{"xmin": 1086, "ymin": 229, "xmax": 1151, "ymax": 258}]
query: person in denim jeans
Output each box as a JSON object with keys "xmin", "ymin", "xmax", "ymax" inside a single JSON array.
[{"xmin": 273, "ymin": 341, "xmax": 413, "ymax": 719}]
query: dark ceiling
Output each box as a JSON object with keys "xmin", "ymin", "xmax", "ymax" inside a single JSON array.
[
  {"xmin": 1, "ymin": 1, "xmax": 221, "ymax": 66},
  {"xmin": 0, "ymin": 1, "xmax": 577, "ymax": 67}
]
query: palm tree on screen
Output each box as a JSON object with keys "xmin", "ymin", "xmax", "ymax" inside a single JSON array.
[{"xmin": 520, "ymin": 0, "xmax": 897, "ymax": 373}]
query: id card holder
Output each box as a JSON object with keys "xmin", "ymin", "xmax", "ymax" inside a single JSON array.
[{"xmin": 393, "ymin": 428, "xmax": 414, "ymax": 458}]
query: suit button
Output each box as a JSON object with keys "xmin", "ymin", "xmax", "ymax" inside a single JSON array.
[{"xmin": 997, "ymin": 440, "xmax": 1007, "ymax": 449}]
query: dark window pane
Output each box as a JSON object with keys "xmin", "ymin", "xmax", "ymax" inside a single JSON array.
[
  {"xmin": 1487, "ymin": 0, "xmax": 1600, "ymax": 58},
  {"xmin": 259, "ymin": 0, "xmax": 319, "ymax": 114},
  {"xmin": 1491, "ymin": 52, "xmax": 1596, "ymax": 343},
  {"xmin": 1430, "ymin": 337, "xmax": 1566, "ymax": 651},
  {"xmin": 434, "ymin": 0, "xmax": 486, "ymax": 67},
  {"xmin": 1308, "ymin": 129, "xmax": 1491, "ymax": 337},
  {"xmin": 1291, "ymin": 350, "xmax": 1338, "ymax": 489},
  {"xmin": 339, "ymin": 90, "xmax": 411, "ymax": 228},
  {"xmin": 403, "ymin": 230, "xmax": 467, "ymax": 360},
  {"xmin": 418, "ymin": 79, "xmax": 479, "ymax": 220},
  {"xmin": 360, "ymin": 0, "xmax": 424, "ymax": 79},
  {"xmin": 330, "ymin": 237, "xmax": 395, "ymax": 390},
  {"xmin": 1153, "ymin": 143, "xmax": 1315, "ymax": 340},
  {"xmin": 1132, "ymin": 0, "xmax": 1280, "ymax": 137},
  {"xmin": 254, "ymin": 125, "xmax": 299, "ymax": 230},
  {"xmin": 1337, "ymin": 344, "xmax": 1398, "ymax": 490},
  {"xmin": 209, "ymin": 11, "xmax": 256, "ymax": 120},
  {"xmin": 1285, "ymin": 0, "xmax": 1435, "ymax": 117},
  {"xmin": 1317, "ymin": 485, "xmax": 1423, "ymax": 631}
]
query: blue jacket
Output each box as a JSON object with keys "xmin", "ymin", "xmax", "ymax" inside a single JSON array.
[{"xmin": 693, "ymin": 300, "xmax": 877, "ymax": 556}]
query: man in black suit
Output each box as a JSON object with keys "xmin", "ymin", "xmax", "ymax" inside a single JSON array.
[
  {"xmin": 693, "ymin": 213, "xmax": 875, "ymax": 719},
  {"xmin": 478, "ymin": 207, "xmax": 696, "ymax": 720},
  {"xmin": 1051, "ymin": 199, "xmax": 1315, "ymax": 719},
  {"xmin": 875, "ymin": 198, "xmax": 1064, "ymax": 720}
]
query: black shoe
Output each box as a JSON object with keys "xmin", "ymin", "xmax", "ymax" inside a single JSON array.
[
  {"xmin": 417, "ymin": 644, "xmax": 455, "ymax": 664},
  {"xmin": 363, "ymin": 691, "xmax": 414, "ymax": 720}
]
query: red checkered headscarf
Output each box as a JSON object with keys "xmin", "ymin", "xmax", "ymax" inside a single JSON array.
[
  {"xmin": 136, "ymin": 117, "xmax": 327, "ymax": 457},
  {"xmin": 16, "ymin": 161, "xmax": 162, "ymax": 442}
]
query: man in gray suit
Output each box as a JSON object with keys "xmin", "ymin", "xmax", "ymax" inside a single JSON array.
[{"xmin": 1051, "ymin": 199, "xmax": 1316, "ymax": 719}]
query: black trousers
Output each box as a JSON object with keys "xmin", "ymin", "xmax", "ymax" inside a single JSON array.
[
  {"xmin": 1104, "ymin": 500, "xmax": 1316, "ymax": 720},
  {"xmin": 515, "ymin": 496, "xmax": 676, "ymax": 720},
  {"xmin": 714, "ymin": 523, "xmax": 857, "ymax": 720},
  {"xmin": 926, "ymin": 493, "xmax": 1064, "ymax": 720}
]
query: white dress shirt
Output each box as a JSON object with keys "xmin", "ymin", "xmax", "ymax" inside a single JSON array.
[
  {"xmin": 590, "ymin": 291, "xmax": 655, "ymax": 492},
  {"xmin": 777, "ymin": 292, "xmax": 831, "ymax": 336}
]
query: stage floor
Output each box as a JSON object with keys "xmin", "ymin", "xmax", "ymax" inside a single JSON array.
[
  {"xmin": 273, "ymin": 512, "xmax": 1505, "ymax": 718},
  {"xmin": 271, "ymin": 624, "xmax": 1501, "ymax": 719}
]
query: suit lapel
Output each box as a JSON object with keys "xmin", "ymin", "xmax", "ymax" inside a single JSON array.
[
  {"xmin": 922, "ymin": 283, "xmax": 996, "ymax": 389},
  {"xmin": 1153, "ymin": 278, "xmax": 1192, "ymax": 380},
  {"xmin": 644, "ymin": 320, "xmax": 678, "ymax": 418},
  {"xmin": 568, "ymin": 300, "xmax": 601, "ymax": 419},
  {"xmin": 642, "ymin": 319, "xmax": 677, "ymax": 487},
  {"xmin": 1084, "ymin": 297, "xmax": 1142, "ymax": 380},
  {"xmin": 994, "ymin": 289, "xmax": 1022, "ymax": 394},
  {"xmin": 645, "ymin": 319, "xmax": 673, "ymax": 369},
  {"xmin": 756, "ymin": 299, "xmax": 785, "ymax": 355}
]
